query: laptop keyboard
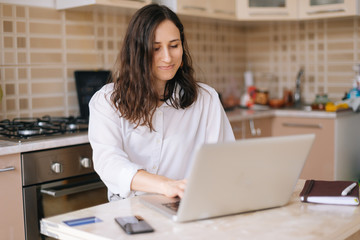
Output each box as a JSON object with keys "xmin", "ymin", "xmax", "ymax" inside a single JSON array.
[{"xmin": 162, "ymin": 200, "xmax": 180, "ymax": 212}]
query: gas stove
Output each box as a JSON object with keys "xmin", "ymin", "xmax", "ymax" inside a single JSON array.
[{"xmin": 0, "ymin": 116, "xmax": 88, "ymax": 142}]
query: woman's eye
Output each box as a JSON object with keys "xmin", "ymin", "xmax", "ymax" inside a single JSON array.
[
  {"xmin": 154, "ymin": 47, "xmax": 160, "ymax": 51},
  {"xmin": 171, "ymin": 44, "xmax": 178, "ymax": 48}
]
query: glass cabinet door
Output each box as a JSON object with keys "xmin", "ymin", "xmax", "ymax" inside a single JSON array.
[
  {"xmin": 299, "ymin": 0, "xmax": 357, "ymax": 19},
  {"xmin": 310, "ymin": 0, "xmax": 344, "ymax": 6},
  {"xmin": 248, "ymin": 0, "xmax": 286, "ymax": 7},
  {"xmin": 237, "ymin": 0, "xmax": 298, "ymax": 20}
]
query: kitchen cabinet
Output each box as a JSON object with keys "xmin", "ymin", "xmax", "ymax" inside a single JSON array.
[
  {"xmin": 272, "ymin": 116, "xmax": 334, "ymax": 180},
  {"xmin": 245, "ymin": 117, "xmax": 272, "ymax": 138},
  {"xmin": 207, "ymin": 0, "xmax": 237, "ymax": 19},
  {"xmin": 230, "ymin": 117, "xmax": 272, "ymax": 139},
  {"xmin": 230, "ymin": 120, "xmax": 245, "ymax": 139},
  {"xmin": 154, "ymin": 0, "xmax": 237, "ymax": 20},
  {"xmin": 0, "ymin": 153, "xmax": 25, "ymax": 240},
  {"xmin": 237, "ymin": 0, "xmax": 298, "ymax": 21},
  {"xmin": 299, "ymin": 0, "xmax": 359, "ymax": 19},
  {"xmin": 55, "ymin": 0, "xmax": 151, "ymax": 10},
  {"xmin": 272, "ymin": 113, "xmax": 360, "ymax": 181}
]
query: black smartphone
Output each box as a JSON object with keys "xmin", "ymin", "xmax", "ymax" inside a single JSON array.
[{"xmin": 115, "ymin": 215, "xmax": 154, "ymax": 234}]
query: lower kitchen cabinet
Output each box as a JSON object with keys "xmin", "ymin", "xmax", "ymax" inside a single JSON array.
[
  {"xmin": 272, "ymin": 117, "xmax": 334, "ymax": 180},
  {"xmin": 231, "ymin": 117, "xmax": 272, "ymax": 139},
  {"xmin": 272, "ymin": 113, "xmax": 360, "ymax": 181},
  {"xmin": 244, "ymin": 118, "xmax": 272, "ymax": 139},
  {"xmin": 230, "ymin": 121, "xmax": 244, "ymax": 139},
  {"xmin": 0, "ymin": 153, "xmax": 25, "ymax": 240}
]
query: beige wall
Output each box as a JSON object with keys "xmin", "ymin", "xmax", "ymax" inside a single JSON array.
[{"xmin": 0, "ymin": 3, "xmax": 359, "ymax": 119}]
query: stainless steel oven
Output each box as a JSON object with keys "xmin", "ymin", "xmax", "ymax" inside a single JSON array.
[{"xmin": 22, "ymin": 144, "xmax": 108, "ymax": 240}]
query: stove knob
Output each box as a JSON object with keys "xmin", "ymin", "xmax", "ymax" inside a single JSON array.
[
  {"xmin": 80, "ymin": 157, "xmax": 91, "ymax": 168},
  {"xmin": 51, "ymin": 162, "xmax": 62, "ymax": 174}
]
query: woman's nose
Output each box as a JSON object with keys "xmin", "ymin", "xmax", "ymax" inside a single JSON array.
[{"xmin": 161, "ymin": 48, "xmax": 171, "ymax": 62}]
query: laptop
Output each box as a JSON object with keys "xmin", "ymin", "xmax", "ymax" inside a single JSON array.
[{"xmin": 139, "ymin": 134, "xmax": 315, "ymax": 222}]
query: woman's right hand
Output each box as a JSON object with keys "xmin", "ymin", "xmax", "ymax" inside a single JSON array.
[
  {"xmin": 160, "ymin": 179, "xmax": 187, "ymax": 198},
  {"xmin": 131, "ymin": 170, "xmax": 187, "ymax": 198}
]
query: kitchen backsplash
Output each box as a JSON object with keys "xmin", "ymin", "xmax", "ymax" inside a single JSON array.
[{"xmin": 0, "ymin": 3, "xmax": 359, "ymax": 118}]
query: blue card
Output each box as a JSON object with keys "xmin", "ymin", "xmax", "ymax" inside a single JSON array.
[{"xmin": 63, "ymin": 216, "xmax": 102, "ymax": 227}]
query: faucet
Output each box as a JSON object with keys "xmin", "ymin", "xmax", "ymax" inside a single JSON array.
[{"xmin": 294, "ymin": 68, "xmax": 304, "ymax": 107}]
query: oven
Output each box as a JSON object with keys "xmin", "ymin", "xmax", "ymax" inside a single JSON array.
[
  {"xmin": 22, "ymin": 144, "xmax": 108, "ymax": 240},
  {"xmin": 0, "ymin": 117, "xmax": 108, "ymax": 240}
]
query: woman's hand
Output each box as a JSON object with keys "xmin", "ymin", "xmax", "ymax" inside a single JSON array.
[
  {"xmin": 131, "ymin": 170, "xmax": 187, "ymax": 198},
  {"xmin": 160, "ymin": 179, "xmax": 187, "ymax": 198}
]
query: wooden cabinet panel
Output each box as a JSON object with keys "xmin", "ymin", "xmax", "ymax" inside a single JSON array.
[
  {"xmin": 230, "ymin": 121, "xmax": 244, "ymax": 140},
  {"xmin": 56, "ymin": 0, "xmax": 151, "ymax": 10},
  {"xmin": 155, "ymin": 0, "xmax": 237, "ymax": 20},
  {"xmin": 0, "ymin": 153, "xmax": 25, "ymax": 240},
  {"xmin": 208, "ymin": 0, "xmax": 236, "ymax": 19},
  {"xmin": 244, "ymin": 118, "xmax": 272, "ymax": 139},
  {"xmin": 272, "ymin": 117, "xmax": 335, "ymax": 180},
  {"xmin": 231, "ymin": 117, "xmax": 272, "ymax": 140}
]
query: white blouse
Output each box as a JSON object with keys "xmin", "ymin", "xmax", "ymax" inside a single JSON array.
[{"xmin": 88, "ymin": 82, "xmax": 235, "ymax": 199}]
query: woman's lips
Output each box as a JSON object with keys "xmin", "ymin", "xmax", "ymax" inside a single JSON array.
[{"xmin": 158, "ymin": 65, "xmax": 174, "ymax": 70}]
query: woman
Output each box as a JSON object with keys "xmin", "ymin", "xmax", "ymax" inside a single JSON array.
[{"xmin": 88, "ymin": 4, "xmax": 235, "ymax": 201}]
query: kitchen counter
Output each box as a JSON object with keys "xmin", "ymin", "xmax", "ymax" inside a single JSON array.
[
  {"xmin": 0, "ymin": 109, "xmax": 355, "ymax": 156},
  {"xmin": 0, "ymin": 132, "xmax": 89, "ymax": 156},
  {"xmin": 40, "ymin": 180, "xmax": 360, "ymax": 240},
  {"xmin": 226, "ymin": 107, "xmax": 353, "ymax": 122}
]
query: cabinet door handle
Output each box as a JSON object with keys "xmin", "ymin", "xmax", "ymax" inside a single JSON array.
[
  {"xmin": 0, "ymin": 166, "xmax": 15, "ymax": 172},
  {"xmin": 249, "ymin": 11, "xmax": 289, "ymax": 16},
  {"xmin": 182, "ymin": 6, "xmax": 207, "ymax": 11},
  {"xmin": 249, "ymin": 119, "xmax": 261, "ymax": 136},
  {"xmin": 213, "ymin": 9, "xmax": 235, "ymax": 15},
  {"xmin": 307, "ymin": 8, "xmax": 345, "ymax": 15},
  {"xmin": 282, "ymin": 123, "xmax": 322, "ymax": 129},
  {"xmin": 41, "ymin": 181, "xmax": 105, "ymax": 197}
]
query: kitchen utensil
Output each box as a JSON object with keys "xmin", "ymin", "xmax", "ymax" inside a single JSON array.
[{"xmin": 269, "ymin": 98, "xmax": 285, "ymax": 108}]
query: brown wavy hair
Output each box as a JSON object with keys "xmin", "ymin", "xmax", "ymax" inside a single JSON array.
[{"xmin": 111, "ymin": 4, "xmax": 198, "ymax": 131}]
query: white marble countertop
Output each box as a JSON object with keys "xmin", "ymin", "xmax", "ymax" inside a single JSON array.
[
  {"xmin": 226, "ymin": 108, "xmax": 353, "ymax": 122},
  {"xmin": 0, "ymin": 132, "xmax": 89, "ymax": 156},
  {"xmin": 40, "ymin": 180, "xmax": 360, "ymax": 240}
]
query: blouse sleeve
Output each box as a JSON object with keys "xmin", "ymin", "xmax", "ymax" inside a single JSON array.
[
  {"xmin": 88, "ymin": 84, "xmax": 143, "ymax": 198},
  {"xmin": 204, "ymin": 86, "xmax": 235, "ymax": 143}
]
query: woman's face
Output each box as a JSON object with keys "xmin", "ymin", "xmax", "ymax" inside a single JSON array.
[{"xmin": 152, "ymin": 19, "xmax": 183, "ymax": 91}]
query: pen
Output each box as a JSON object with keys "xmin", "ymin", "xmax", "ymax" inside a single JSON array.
[{"xmin": 341, "ymin": 182, "xmax": 357, "ymax": 196}]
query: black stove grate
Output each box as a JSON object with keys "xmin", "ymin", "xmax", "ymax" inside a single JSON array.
[{"xmin": 0, "ymin": 116, "xmax": 88, "ymax": 140}]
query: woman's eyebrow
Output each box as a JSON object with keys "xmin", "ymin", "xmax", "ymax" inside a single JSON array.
[{"xmin": 154, "ymin": 39, "xmax": 181, "ymax": 44}]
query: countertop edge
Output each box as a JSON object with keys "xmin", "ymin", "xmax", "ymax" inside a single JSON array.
[
  {"xmin": 0, "ymin": 133, "xmax": 89, "ymax": 156},
  {"xmin": 227, "ymin": 109, "xmax": 351, "ymax": 122}
]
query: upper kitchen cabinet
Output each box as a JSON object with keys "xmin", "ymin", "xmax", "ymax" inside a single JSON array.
[
  {"xmin": 206, "ymin": 0, "xmax": 237, "ymax": 20},
  {"xmin": 299, "ymin": 0, "xmax": 359, "ymax": 19},
  {"xmin": 56, "ymin": 0, "xmax": 151, "ymax": 10},
  {"xmin": 237, "ymin": 0, "xmax": 298, "ymax": 21},
  {"xmin": 154, "ymin": 0, "xmax": 237, "ymax": 20}
]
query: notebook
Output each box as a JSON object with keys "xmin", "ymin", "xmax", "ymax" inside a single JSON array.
[
  {"xmin": 300, "ymin": 180, "xmax": 359, "ymax": 205},
  {"xmin": 139, "ymin": 134, "xmax": 315, "ymax": 222}
]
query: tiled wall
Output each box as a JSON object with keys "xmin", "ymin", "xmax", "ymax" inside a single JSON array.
[
  {"xmin": 0, "ymin": 3, "xmax": 359, "ymax": 119},
  {"xmin": 0, "ymin": 3, "xmax": 245, "ymax": 119},
  {"xmin": 246, "ymin": 17, "xmax": 360, "ymax": 103}
]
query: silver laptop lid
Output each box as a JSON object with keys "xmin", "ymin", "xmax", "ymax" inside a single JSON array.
[{"xmin": 140, "ymin": 134, "xmax": 315, "ymax": 222}]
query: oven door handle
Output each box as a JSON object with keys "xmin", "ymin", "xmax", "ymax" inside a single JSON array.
[{"xmin": 41, "ymin": 181, "xmax": 105, "ymax": 197}]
